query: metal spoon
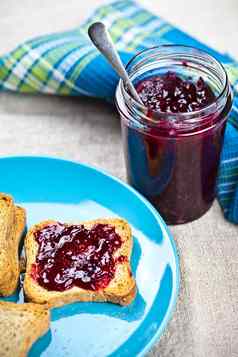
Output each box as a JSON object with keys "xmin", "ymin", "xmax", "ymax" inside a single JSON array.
[{"xmin": 88, "ymin": 22, "xmax": 144, "ymax": 105}]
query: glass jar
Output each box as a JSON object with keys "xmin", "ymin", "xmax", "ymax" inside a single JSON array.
[{"xmin": 115, "ymin": 45, "xmax": 232, "ymax": 224}]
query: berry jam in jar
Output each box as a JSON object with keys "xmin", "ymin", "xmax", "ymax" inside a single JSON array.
[{"xmin": 116, "ymin": 46, "xmax": 232, "ymax": 224}]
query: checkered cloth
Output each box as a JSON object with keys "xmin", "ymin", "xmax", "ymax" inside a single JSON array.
[{"xmin": 0, "ymin": 0, "xmax": 238, "ymax": 223}]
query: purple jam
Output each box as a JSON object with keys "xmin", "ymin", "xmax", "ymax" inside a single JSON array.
[
  {"xmin": 31, "ymin": 222, "xmax": 126, "ymax": 292},
  {"xmin": 136, "ymin": 72, "xmax": 215, "ymax": 113},
  {"xmin": 120, "ymin": 72, "xmax": 231, "ymax": 224}
]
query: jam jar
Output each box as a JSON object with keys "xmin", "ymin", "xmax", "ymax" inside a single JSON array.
[{"xmin": 115, "ymin": 45, "xmax": 232, "ymax": 224}]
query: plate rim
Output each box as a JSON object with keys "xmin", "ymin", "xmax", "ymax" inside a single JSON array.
[{"xmin": 0, "ymin": 155, "xmax": 180, "ymax": 356}]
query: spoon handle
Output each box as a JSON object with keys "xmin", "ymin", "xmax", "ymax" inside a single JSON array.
[{"xmin": 88, "ymin": 22, "xmax": 143, "ymax": 105}]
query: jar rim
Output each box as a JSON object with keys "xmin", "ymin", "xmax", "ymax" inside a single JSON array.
[{"xmin": 116, "ymin": 44, "xmax": 231, "ymax": 126}]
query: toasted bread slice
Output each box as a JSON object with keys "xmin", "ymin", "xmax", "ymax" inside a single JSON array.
[
  {"xmin": 0, "ymin": 193, "xmax": 15, "ymax": 289},
  {"xmin": 24, "ymin": 218, "xmax": 136, "ymax": 308},
  {"xmin": 7, "ymin": 206, "xmax": 26, "ymax": 294},
  {"xmin": 0, "ymin": 194, "xmax": 26, "ymax": 296},
  {"xmin": 0, "ymin": 301, "xmax": 50, "ymax": 357},
  {"xmin": 0, "ymin": 202, "xmax": 26, "ymax": 296}
]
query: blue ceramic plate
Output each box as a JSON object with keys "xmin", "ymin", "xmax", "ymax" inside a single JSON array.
[{"xmin": 0, "ymin": 156, "xmax": 179, "ymax": 356}]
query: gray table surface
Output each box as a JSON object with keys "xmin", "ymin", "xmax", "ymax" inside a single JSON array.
[{"xmin": 0, "ymin": 1, "xmax": 238, "ymax": 356}]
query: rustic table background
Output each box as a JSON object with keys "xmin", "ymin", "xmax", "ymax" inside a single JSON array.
[{"xmin": 0, "ymin": 1, "xmax": 238, "ymax": 356}]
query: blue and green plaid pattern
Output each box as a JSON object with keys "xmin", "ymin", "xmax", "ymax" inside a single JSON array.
[{"xmin": 0, "ymin": 0, "xmax": 238, "ymax": 223}]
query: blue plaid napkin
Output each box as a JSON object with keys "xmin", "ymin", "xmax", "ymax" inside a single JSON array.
[{"xmin": 0, "ymin": 0, "xmax": 238, "ymax": 223}]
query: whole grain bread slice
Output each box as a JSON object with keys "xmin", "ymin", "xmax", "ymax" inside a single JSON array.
[
  {"xmin": 24, "ymin": 218, "xmax": 136, "ymax": 308},
  {"xmin": 0, "ymin": 194, "xmax": 26, "ymax": 296},
  {"xmin": 0, "ymin": 193, "xmax": 15, "ymax": 289},
  {"xmin": 4, "ymin": 206, "xmax": 26, "ymax": 295},
  {"xmin": 0, "ymin": 301, "xmax": 50, "ymax": 357}
]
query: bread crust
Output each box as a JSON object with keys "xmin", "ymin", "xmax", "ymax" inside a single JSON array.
[{"xmin": 24, "ymin": 218, "xmax": 136, "ymax": 307}]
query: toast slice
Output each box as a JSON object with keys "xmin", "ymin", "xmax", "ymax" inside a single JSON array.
[
  {"xmin": 0, "ymin": 301, "xmax": 50, "ymax": 357},
  {"xmin": 0, "ymin": 193, "xmax": 15, "ymax": 290},
  {"xmin": 24, "ymin": 218, "xmax": 136, "ymax": 308},
  {"xmin": 0, "ymin": 194, "xmax": 26, "ymax": 296}
]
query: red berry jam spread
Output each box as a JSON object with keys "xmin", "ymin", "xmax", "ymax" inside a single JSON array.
[
  {"xmin": 136, "ymin": 72, "xmax": 215, "ymax": 113},
  {"xmin": 31, "ymin": 222, "xmax": 126, "ymax": 292}
]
